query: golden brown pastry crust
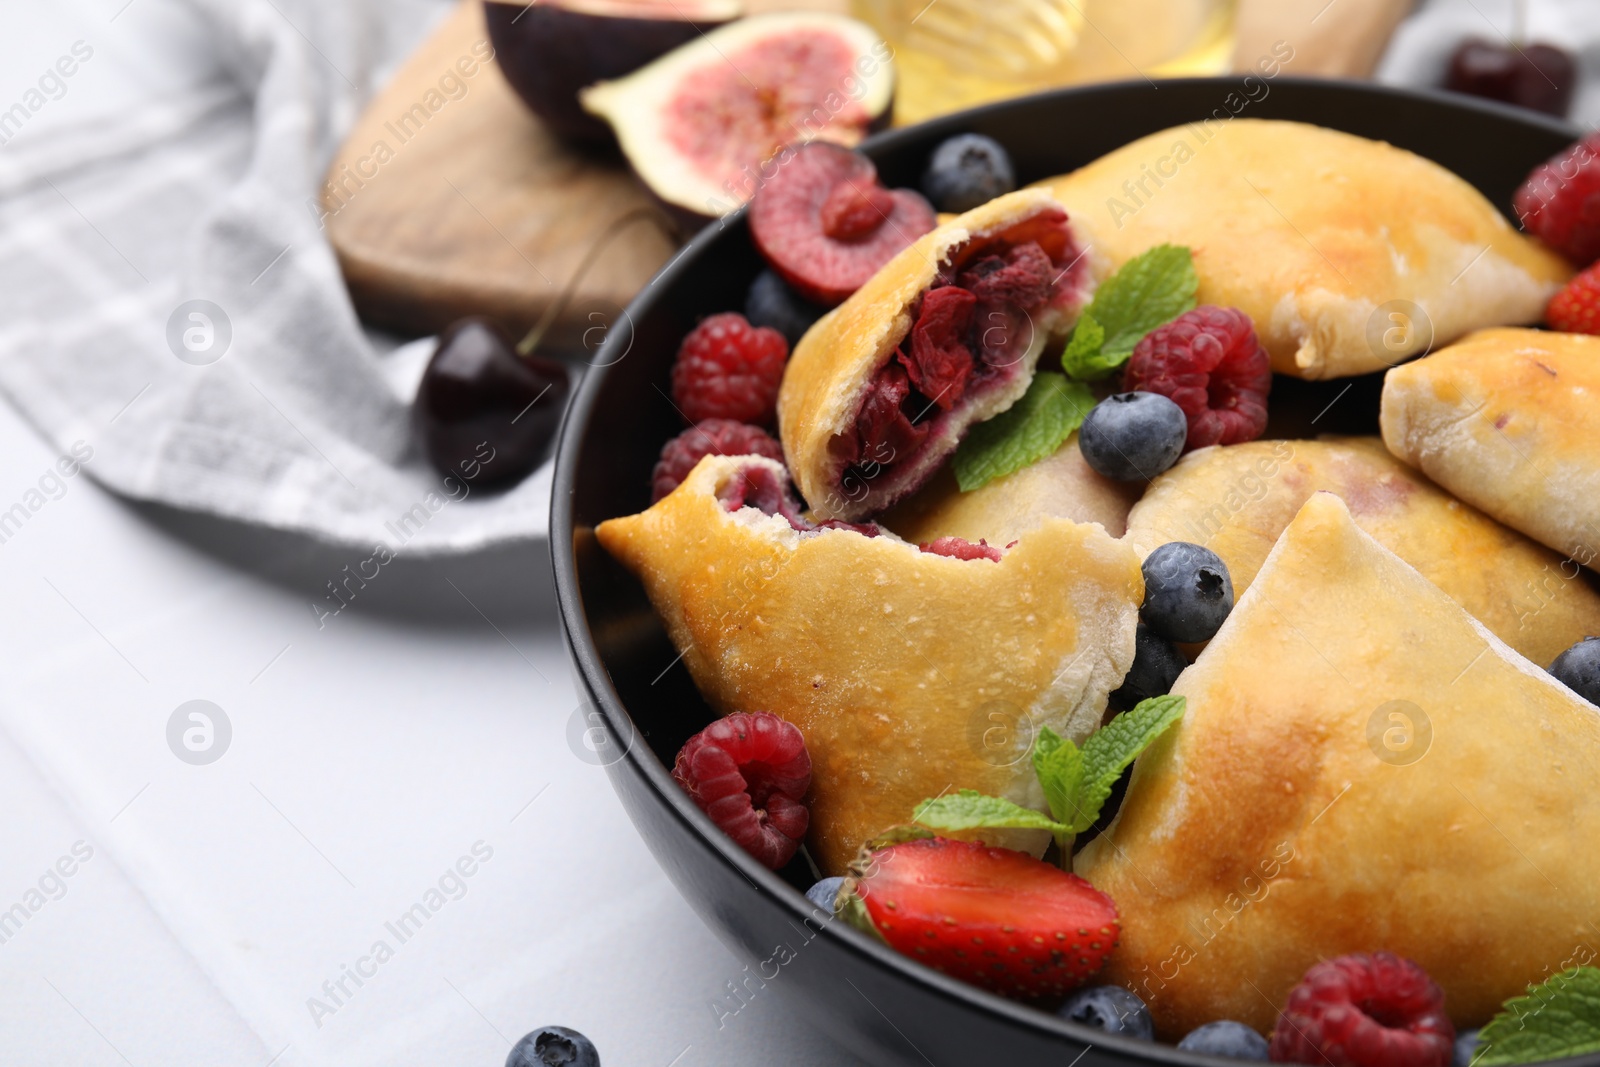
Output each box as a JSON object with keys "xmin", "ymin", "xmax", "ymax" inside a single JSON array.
[
  {"xmin": 1125, "ymin": 436, "xmax": 1600, "ymax": 667},
  {"xmin": 596, "ymin": 454, "xmax": 1143, "ymax": 874},
  {"xmin": 1036, "ymin": 120, "xmax": 1571, "ymax": 380},
  {"xmin": 1077, "ymin": 493, "xmax": 1600, "ymax": 1038},
  {"xmin": 777, "ymin": 188, "xmax": 1098, "ymax": 522},
  {"xmin": 1381, "ymin": 327, "xmax": 1600, "ymax": 568},
  {"xmin": 884, "ymin": 432, "xmax": 1141, "ymax": 544}
]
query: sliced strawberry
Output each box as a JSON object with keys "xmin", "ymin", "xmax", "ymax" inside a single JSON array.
[{"xmin": 847, "ymin": 837, "xmax": 1119, "ymax": 1002}]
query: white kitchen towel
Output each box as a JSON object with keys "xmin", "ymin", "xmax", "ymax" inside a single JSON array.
[
  {"xmin": 0, "ymin": 0, "xmax": 560, "ymax": 555},
  {"xmin": 1377, "ymin": 0, "xmax": 1600, "ymax": 129}
]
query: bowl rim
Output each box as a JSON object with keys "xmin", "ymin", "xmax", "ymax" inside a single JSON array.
[{"xmin": 551, "ymin": 74, "xmax": 1582, "ymax": 1063}]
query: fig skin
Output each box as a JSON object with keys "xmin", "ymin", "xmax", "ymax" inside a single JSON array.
[
  {"xmin": 580, "ymin": 13, "xmax": 896, "ymax": 223},
  {"xmin": 484, "ymin": 0, "xmax": 738, "ymax": 145}
]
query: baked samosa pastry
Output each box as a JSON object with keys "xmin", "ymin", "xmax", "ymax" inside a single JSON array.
[
  {"xmin": 778, "ymin": 189, "xmax": 1098, "ymax": 522},
  {"xmin": 884, "ymin": 432, "xmax": 1142, "ymax": 544},
  {"xmin": 1037, "ymin": 120, "xmax": 1571, "ymax": 380},
  {"xmin": 1382, "ymin": 327, "xmax": 1600, "ymax": 566},
  {"xmin": 1077, "ymin": 493, "xmax": 1600, "ymax": 1038},
  {"xmin": 595, "ymin": 454, "xmax": 1142, "ymax": 874},
  {"xmin": 1124, "ymin": 436, "xmax": 1600, "ymax": 666}
]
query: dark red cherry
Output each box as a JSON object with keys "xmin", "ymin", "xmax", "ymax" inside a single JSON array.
[
  {"xmin": 1445, "ymin": 38, "xmax": 1575, "ymax": 117},
  {"xmin": 415, "ymin": 317, "xmax": 570, "ymax": 489}
]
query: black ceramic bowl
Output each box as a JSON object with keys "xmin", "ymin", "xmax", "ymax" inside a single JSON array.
[{"xmin": 553, "ymin": 79, "xmax": 1578, "ymax": 1066}]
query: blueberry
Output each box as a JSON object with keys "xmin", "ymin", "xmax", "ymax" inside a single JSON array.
[
  {"xmin": 745, "ymin": 270, "xmax": 827, "ymax": 347},
  {"xmin": 1453, "ymin": 1028, "xmax": 1482, "ymax": 1067},
  {"xmin": 1079, "ymin": 392, "xmax": 1188, "ymax": 482},
  {"xmin": 1141, "ymin": 542, "xmax": 1234, "ymax": 644},
  {"xmin": 1110, "ymin": 623, "xmax": 1188, "ymax": 710},
  {"xmin": 507, "ymin": 1026, "xmax": 600, "ymax": 1067},
  {"xmin": 1549, "ymin": 637, "xmax": 1600, "ymax": 706},
  {"xmin": 1057, "ymin": 985, "xmax": 1154, "ymax": 1040},
  {"xmin": 805, "ymin": 876, "xmax": 845, "ymax": 913},
  {"xmin": 1177, "ymin": 1020, "xmax": 1270, "ymax": 1060},
  {"xmin": 921, "ymin": 133, "xmax": 1016, "ymax": 213}
]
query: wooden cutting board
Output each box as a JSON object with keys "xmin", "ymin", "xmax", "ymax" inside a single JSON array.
[{"xmin": 325, "ymin": 0, "xmax": 1409, "ymax": 350}]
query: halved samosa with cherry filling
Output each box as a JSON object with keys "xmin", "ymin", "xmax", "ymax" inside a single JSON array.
[
  {"xmin": 1078, "ymin": 493, "xmax": 1600, "ymax": 1038},
  {"xmin": 596, "ymin": 454, "xmax": 1142, "ymax": 874},
  {"xmin": 1124, "ymin": 436, "xmax": 1600, "ymax": 666},
  {"xmin": 779, "ymin": 189, "xmax": 1100, "ymax": 522}
]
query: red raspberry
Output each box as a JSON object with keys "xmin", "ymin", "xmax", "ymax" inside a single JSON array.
[
  {"xmin": 1514, "ymin": 132, "xmax": 1600, "ymax": 265},
  {"xmin": 651, "ymin": 420, "xmax": 783, "ymax": 503},
  {"xmin": 671, "ymin": 312, "xmax": 788, "ymax": 424},
  {"xmin": 1270, "ymin": 953, "xmax": 1454, "ymax": 1067},
  {"xmin": 672, "ymin": 712, "xmax": 811, "ymax": 870},
  {"xmin": 1123, "ymin": 305, "xmax": 1271, "ymax": 452},
  {"xmin": 1547, "ymin": 261, "xmax": 1600, "ymax": 334}
]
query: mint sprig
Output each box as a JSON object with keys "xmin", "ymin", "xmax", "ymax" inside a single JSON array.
[
  {"xmin": 913, "ymin": 790, "xmax": 1067, "ymax": 834},
  {"xmin": 1477, "ymin": 967, "xmax": 1600, "ymax": 1065},
  {"xmin": 952, "ymin": 372, "xmax": 1094, "ymax": 492},
  {"xmin": 1059, "ymin": 314, "xmax": 1108, "ymax": 379},
  {"xmin": 950, "ymin": 246, "xmax": 1196, "ymax": 493},
  {"xmin": 1061, "ymin": 244, "xmax": 1197, "ymax": 381},
  {"xmin": 1075, "ymin": 694, "xmax": 1185, "ymax": 829},
  {"xmin": 912, "ymin": 696, "xmax": 1185, "ymax": 856},
  {"xmin": 1030, "ymin": 726, "xmax": 1083, "ymax": 844}
]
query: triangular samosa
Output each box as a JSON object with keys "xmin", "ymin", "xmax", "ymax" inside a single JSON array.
[
  {"xmin": 1077, "ymin": 492, "xmax": 1600, "ymax": 1037},
  {"xmin": 1383, "ymin": 327, "xmax": 1600, "ymax": 568},
  {"xmin": 598, "ymin": 454, "xmax": 1143, "ymax": 874}
]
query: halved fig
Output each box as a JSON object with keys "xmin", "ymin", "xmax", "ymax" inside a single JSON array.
[
  {"xmin": 749, "ymin": 142, "xmax": 937, "ymax": 305},
  {"xmin": 485, "ymin": 0, "xmax": 741, "ymax": 144},
  {"xmin": 580, "ymin": 13, "xmax": 895, "ymax": 222}
]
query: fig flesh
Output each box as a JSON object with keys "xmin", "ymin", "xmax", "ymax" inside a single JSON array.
[{"xmin": 580, "ymin": 12, "xmax": 895, "ymax": 221}]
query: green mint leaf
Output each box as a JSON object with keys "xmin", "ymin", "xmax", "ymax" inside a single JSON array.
[
  {"xmin": 1060, "ymin": 314, "xmax": 1115, "ymax": 380},
  {"xmin": 913, "ymin": 789, "xmax": 1068, "ymax": 834},
  {"xmin": 1030, "ymin": 726, "xmax": 1085, "ymax": 829},
  {"xmin": 1063, "ymin": 244, "xmax": 1197, "ymax": 380},
  {"xmin": 1069, "ymin": 695, "xmax": 1185, "ymax": 832},
  {"xmin": 1090, "ymin": 244, "xmax": 1198, "ymax": 360},
  {"xmin": 1478, "ymin": 967, "xmax": 1600, "ymax": 1065},
  {"xmin": 952, "ymin": 373, "xmax": 1095, "ymax": 491}
]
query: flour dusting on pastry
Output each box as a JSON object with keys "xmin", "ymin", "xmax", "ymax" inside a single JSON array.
[{"xmin": 596, "ymin": 454, "xmax": 1142, "ymax": 874}]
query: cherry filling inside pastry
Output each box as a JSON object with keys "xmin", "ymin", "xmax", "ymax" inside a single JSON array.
[
  {"xmin": 718, "ymin": 462, "xmax": 1006, "ymax": 561},
  {"xmin": 835, "ymin": 209, "xmax": 1088, "ymax": 497},
  {"xmin": 717, "ymin": 463, "xmax": 882, "ymax": 537}
]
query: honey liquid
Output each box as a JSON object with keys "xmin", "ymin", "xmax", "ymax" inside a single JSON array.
[{"xmin": 854, "ymin": 0, "xmax": 1237, "ymax": 125}]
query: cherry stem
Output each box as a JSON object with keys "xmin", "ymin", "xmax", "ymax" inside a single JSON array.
[
  {"xmin": 1511, "ymin": 0, "xmax": 1526, "ymax": 44},
  {"xmin": 515, "ymin": 207, "xmax": 680, "ymax": 359}
]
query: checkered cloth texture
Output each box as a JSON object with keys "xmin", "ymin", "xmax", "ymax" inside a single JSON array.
[{"xmin": 0, "ymin": 0, "xmax": 560, "ymax": 553}]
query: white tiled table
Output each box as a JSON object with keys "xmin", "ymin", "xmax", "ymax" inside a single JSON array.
[{"xmin": 0, "ymin": 2, "xmax": 867, "ymax": 1061}]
